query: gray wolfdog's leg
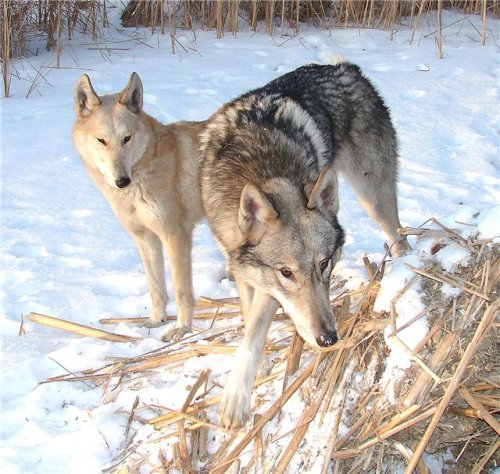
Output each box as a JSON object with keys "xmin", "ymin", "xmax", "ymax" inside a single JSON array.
[
  {"xmin": 219, "ymin": 290, "xmax": 279, "ymax": 428},
  {"xmin": 162, "ymin": 231, "xmax": 194, "ymax": 341},
  {"xmin": 133, "ymin": 230, "xmax": 168, "ymax": 327},
  {"xmin": 354, "ymin": 183, "xmax": 407, "ymax": 256},
  {"xmin": 234, "ymin": 275, "xmax": 254, "ymax": 326},
  {"xmin": 337, "ymin": 151, "xmax": 407, "ymax": 257}
]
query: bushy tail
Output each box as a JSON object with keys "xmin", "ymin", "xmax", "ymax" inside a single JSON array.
[{"xmin": 318, "ymin": 51, "xmax": 347, "ymax": 66}]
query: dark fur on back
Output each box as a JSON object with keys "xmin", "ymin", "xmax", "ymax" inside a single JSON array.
[
  {"xmin": 200, "ymin": 62, "xmax": 399, "ymax": 255},
  {"xmin": 235, "ymin": 63, "xmax": 395, "ymax": 159}
]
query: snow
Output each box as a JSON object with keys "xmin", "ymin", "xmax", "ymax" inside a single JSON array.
[{"xmin": 1, "ymin": 5, "xmax": 499, "ymax": 473}]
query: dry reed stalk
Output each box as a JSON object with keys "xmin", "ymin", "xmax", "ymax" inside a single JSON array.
[
  {"xmin": 228, "ymin": 0, "xmax": 240, "ymax": 35},
  {"xmin": 55, "ymin": 0, "xmax": 62, "ymax": 68},
  {"xmin": 471, "ymin": 438, "xmax": 500, "ymax": 474},
  {"xmin": 266, "ymin": 0, "xmax": 276, "ymax": 35},
  {"xmin": 182, "ymin": 369, "xmax": 211, "ymax": 412},
  {"xmin": 377, "ymin": 404, "xmax": 422, "ymax": 437},
  {"xmin": 215, "ymin": 0, "xmax": 224, "ymax": 39},
  {"xmin": 275, "ymin": 352, "xmax": 351, "ymax": 473},
  {"xmin": 437, "ymin": 0, "xmax": 447, "ymax": 57},
  {"xmin": 398, "ymin": 226, "xmax": 457, "ymax": 240},
  {"xmin": 481, "ymin": 0, "xmax": 488, "ymax": 45},
  {"xmin": 410, "ymin": 0, "xmax": 428, "ymax": 44},
  {"xmin": 412, "ymin": 303, "xmax": 453, "ymax": 354},
  {"xmin": 192, "ymin": 411, "xmax": 209, "ymax": 465},
  {"xmin": 284, "ymin": 330, "xmax": 304, "ymax": 376},
  {"xmin": 276, "ymin": 259, "xmax": 385, "ymax": 473},
  {"xmin": 459, "ymin": 387, "xmax": 500, "ymax": 435},
  {"xmin": 249, "ymin": 0, "xmax": 258, "ymax": 31},
  {"xmin": 151, "ymin": 409, "xmax": 224, "ymax": 437},
  {"xmin": 197, "ymin": 296, "xmax": 241, "ymax": 310},
  {"xmin": 177, "ymin": 418, "xmax": 191, "ymax": 470},
  {"xmin": 329, "ymin": 410, "xmax": 372, "ymax": 453},
  {"xmin": 429, "ymin": 217, "xmax": 469, "ymax": 246},
  {"xmin": 211, "ymin": 355, "xmax": 323, "ymax": 473},
  {"xmin": 1, "ymin": 0, "xmax": 11, "ymax": 97},
  {"xmin": 406, "ymin": 263, "xmax": 491, "ymax": 302},
  {"xmin": 149, "ymin": 369, "xmax": 285, "ymax": 429},
  {"xmin": 123, "ymin": 350, "xmax": 199, "ymax": 373},
  {"xmin": 332, "ymin": 405, "xmax": 439, "ymax": 460},
  {"xmin": 401, "ymin": 332, "xmax": 458, "ymax": 408},
  {"xmin": 167, "ymin": 0, "xmax": 176, "ymax": 54},
  {"xmin": 448, "ymin": 406, "xmax": 483, "ymax": 418},
  {"xmin": 404, "ymin": 298, "xmax": 499, "ymax": 473},
  {"xmin": 28, "ymin": 312, "xmax": 140, "ymax": 342},
  {"xmin": 391, "ymin": 332, "xmax": 442, "ymax": 384},
  {"xmin": 124, "ymin": 395, "xmax": 140, "ymax": 445},
  {"xmin": 387, "ymin": 303, "xmax": 440, "ymax": 338},
  {"xmin": 471, "ymin": 382, "xmax": 499, "ymax": 392},
  {"xmin": 99, "ymin": 310, "xmax": 241, "ymax": 325},
  {"xmin": 473, "ymin": 394, "xmax": 500, "ymax": 409},
  {"xmin": 243, "ymin": 413, "xmax": 264, "ymax": 473}
]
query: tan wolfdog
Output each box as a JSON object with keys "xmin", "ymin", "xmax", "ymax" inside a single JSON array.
[{"xmin": 72, "ymin": 72, "xmax": 206, "ymax": 340}]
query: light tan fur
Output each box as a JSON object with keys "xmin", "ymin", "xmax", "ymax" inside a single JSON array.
[{"xmin": 72, "ymin": 72, "xmax": 206, "ymax": 340}]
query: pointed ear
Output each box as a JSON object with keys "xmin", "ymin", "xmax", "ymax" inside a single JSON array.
[
  {"xmin": 119, "ymin": 72, "xmax": 143, "ymax": 113},
  {"xmin": 74, "ymin": 74, "xmax": 101, "ymax": 117},
  {"xmin": 306, "ymin": 165, "xmax": 339, "ymax": 217},
  {"xmin": 238, "ymin": 183, "xmax": 278, "ymax": 245}
]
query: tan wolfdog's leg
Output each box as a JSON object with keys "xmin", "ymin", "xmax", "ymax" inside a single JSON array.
[
  {"xmin": 133, "ymin": 230, "xmax": 168, "ymax": 327},
  {"xmin": 161, "ymin": 231, "xmax": 195, "ymax": 341}
]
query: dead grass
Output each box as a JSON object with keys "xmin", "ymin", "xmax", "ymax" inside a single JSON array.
[
  {"xmin": 1, "ymin": 0, "xmax": 108, "ymax": 97},
  {"xmin": 2, "ymin": 1, "xmax": 499, "ymax": 96},
  {"xmin": 29, "ymin": 218, "xmax": 499, "ymax": 473}
]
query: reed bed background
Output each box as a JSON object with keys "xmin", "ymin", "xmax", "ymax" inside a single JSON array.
[
  {"xmin": 1, "ymin": 0, "xmax": 109, "ymax": 96},
  {"xmin": 1, "ymin": 0, "xmax": 499, "ymax": 96}
]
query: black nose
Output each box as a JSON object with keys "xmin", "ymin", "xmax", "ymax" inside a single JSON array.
[
  {"xmin": 115, "ymin": 176, "xmax": 131, "ymax": 188},
  {"xmin": 316, "ymin": 332, "xmax": 338, "ymax": 348}
]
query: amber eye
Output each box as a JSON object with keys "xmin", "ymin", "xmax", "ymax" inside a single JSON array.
[
  {"xmin": 97, "ymin": 138, "xmax": 106, "ymax": 145},
  {"xmin": 124, "ymin": 135, "xmax": 131, "ymax": 144},
  {"xmin": 320, "ymin": 258, "xmax": 330, "ymax": 273},
  {"xmin": 280, "ymin": 267, "xmax": 293, "ymax": 279}
]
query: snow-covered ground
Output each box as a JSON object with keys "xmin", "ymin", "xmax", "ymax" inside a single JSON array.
[{"xmin": 1, "ymin": 5, "xmax": 499, "ymax": 473}]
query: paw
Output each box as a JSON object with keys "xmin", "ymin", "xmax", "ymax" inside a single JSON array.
[
  {"xmin": 218, "ymin": 385, "xmax": 251, "ymax": 429},
  {"xmin": 392, "ymin": 238, "xmax": 410, "ymax": 258},
  {"xmin": 161, "ymin": 325, "xmax": 191, "ymax": 342},
  {"xmin": 142, "ymin": 315, "xmax": 169, "ymax": 328}
]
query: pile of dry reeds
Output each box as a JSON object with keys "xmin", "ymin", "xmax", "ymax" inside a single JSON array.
[
  {"xmin": 30, "ymin": 218, "xmax": 499, "ymax": 473},
  {"xmin": 1, "ymin": 0, "xmax": 108, "ymax": 97}
]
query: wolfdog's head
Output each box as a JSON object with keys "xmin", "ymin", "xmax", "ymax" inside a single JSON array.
[
  {"xmin": 231, "ymin": 166, "xmax": 345, "ymax": 348},
  {"xmin": 72, "ymin": 72, "xmax": 149, "ymax": 189}
]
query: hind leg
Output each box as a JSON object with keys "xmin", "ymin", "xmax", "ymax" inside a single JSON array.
[
  {"xmin": 354, "ymin": 181, "xmax": 407, "ymax": 256},
  {"xmin": 337, "ymin": 148, "xmax": 407, "ymax": 256}
]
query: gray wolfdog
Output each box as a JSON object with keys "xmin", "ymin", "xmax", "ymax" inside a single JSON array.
[
  {"xmin": 200, "ymin": 61, "xmax": 406, "ymax": 428},
  {"xmin": 72, "ymin": 73, "xmax": 206, "ymax": 340}
]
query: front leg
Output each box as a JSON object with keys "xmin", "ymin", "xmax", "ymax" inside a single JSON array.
[
  {"xmin": 133, "ymin": 230, "xmax": 168, "ymax": 327},
  {"xmin": 234, "ymin": 275, "xmax": 254, "ymax": 326},
  {"xmin": 161, "ymin": 231, "xmax": 195, "ymax": 342},
  {"xmin": 219, "ymin": 289, "xmax": 279, "ymax": 429}
]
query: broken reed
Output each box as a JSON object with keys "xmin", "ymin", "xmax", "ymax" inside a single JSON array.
[{"xmin": 1, "ymin": 0, "xmax": 108, "ymax": 97}]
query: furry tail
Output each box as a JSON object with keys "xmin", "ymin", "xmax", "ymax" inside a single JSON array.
[{"xmin": 318, "ymin": 51, "xmax": 347, "ymax": 66}]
